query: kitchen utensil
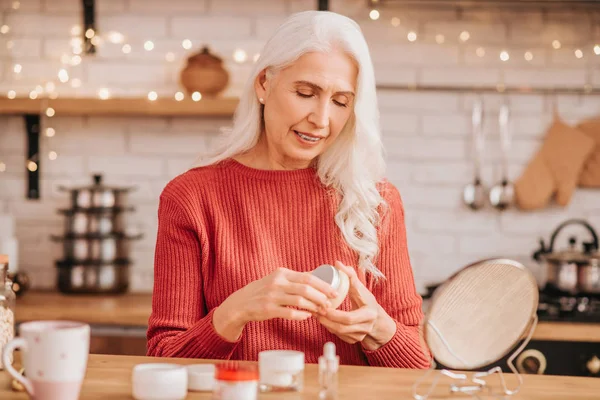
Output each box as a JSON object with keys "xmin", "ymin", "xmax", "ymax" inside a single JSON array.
[
  {"xmin": 412, "ymin": 258, "xmax": 538, "ymax": 400},
  {"xmin": 56, "ymin": 260, "xmax": 130, "ymax": 294},
  {"xmin": 463, "ymin": 98, "xmax": 487, "ymax": 210},
  {"xmin": 58, "ymin": 174, "xmax": 135, "ymax": 210},
  {"xmin": 2, "ymin": 320, "xmax": 90, "ymax": 400},
  {"xmin": 59, "ymin": 207, "xmax": 131, "ymax": 236},
  {"xmin": 132, "ymin": 363, "xmax": 188, "ymax": 400},
  {"xmin": 50, "ymin": 233, "xmax": 142, "ymax": 263},
  {"xmin": 489, "ymin": 103, "xmax": 515, "ymax": 210},
  {"xmin": 532, "ymin": 219, "xmax": 600, "ymax": 295}
]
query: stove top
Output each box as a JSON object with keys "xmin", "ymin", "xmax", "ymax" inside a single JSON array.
[{"xmin": 537, "ymin": 289, "xmax": 600, "ymax": 323}]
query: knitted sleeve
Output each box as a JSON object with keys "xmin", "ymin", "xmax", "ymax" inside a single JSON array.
[
  {"xmin": 362, "ymin": 182, "xmax": 431, "ymax": 369},
  {"xmin": 146, "ymin": 192, "xmax": 241, "ymax": 359}
]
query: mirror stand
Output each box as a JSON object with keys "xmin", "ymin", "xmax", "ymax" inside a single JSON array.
[{"xmin": 412, "ymin": 315, "xmax": 538, "ymax": 400}]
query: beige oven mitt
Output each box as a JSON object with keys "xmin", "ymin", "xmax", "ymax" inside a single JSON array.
[
  {"xmin": 514, "ymin": 116, "xmax": 594, "ymax": 210},
  {"xmin": 576, "ymin": 118, "xmax": 600, "ymax": 187}
]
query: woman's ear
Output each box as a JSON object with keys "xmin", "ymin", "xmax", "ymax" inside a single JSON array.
[{"xmin": 254, "ymin": 69, "xmax": 268, "ymax": 102}]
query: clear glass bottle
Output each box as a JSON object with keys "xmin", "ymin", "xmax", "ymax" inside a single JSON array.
[
  {"xmin": 319, "ymin": 342, "xmax": 339, "ymax": 400},
  {"xmin": 0, "ymin": 255, "xmax": 16, "ymax": 370}
]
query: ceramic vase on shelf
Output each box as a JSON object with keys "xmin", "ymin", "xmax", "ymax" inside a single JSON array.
[{"xmin": 179, "ymin": 46, "xmax": 230, "ymax": 96}]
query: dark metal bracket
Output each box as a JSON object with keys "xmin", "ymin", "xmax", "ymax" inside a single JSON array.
[
  {"xmin": 24, "ymin": 114, "xmax": 40, "ymax": 200},
  {"xmin": 318, "ymin": 0, "xmax": 329, "ymax": 11},
  {"xmin": 82, "ymin": 0, "xmax": 96, "ymax": 54}
]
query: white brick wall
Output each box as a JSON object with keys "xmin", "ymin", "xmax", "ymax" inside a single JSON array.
[{"xmin": 0, "ymin": 0, "xmax": 598, "ymax": 294}]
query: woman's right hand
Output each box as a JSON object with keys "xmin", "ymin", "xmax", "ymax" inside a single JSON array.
[{"xmin": 212, "ymin": 267, "xmax": 339, "ymax": 341}]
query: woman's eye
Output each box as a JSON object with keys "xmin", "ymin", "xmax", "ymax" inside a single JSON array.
[
  {"xmin": 296, "ymin": 92, "xmax": 312, "ymax": 98},
  {"xmin": 333, "ymin": 100, "xmax": 348, "ymax": 108}
]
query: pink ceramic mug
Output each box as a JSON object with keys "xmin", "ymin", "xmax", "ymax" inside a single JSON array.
[{"xmin": 2, "ymin": 320, "xmax": 90, "ymax": 400}]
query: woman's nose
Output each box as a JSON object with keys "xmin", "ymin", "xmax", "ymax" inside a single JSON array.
[{"xmin": 307, "ymin": 102, "xmax": 330, "ymax": 129}]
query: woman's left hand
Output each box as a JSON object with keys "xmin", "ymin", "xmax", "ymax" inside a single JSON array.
[{"xmin": 316, "ymin": 261, "xmax": 397, "ymax": 351}]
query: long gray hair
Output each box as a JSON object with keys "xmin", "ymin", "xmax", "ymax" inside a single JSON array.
[{"xmin": 196, "ymin": 11, "xmax": 386, "ymax": 277}]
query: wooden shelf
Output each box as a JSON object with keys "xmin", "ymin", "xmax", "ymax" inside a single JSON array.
[{"xmin": 0, "ymin": 96, "xmax": 239, "ymax": 117}]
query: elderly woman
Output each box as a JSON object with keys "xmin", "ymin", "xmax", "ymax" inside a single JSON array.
[{"xmin": 146, "ymin": 10, "xmax": 430, "ymax": 369}]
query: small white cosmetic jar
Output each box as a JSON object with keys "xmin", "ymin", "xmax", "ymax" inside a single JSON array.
[
  {"xmin": 132, "ymin": 363, "xmax": 188, "ymax": 400},
  {"xmin": 258, "ymin": 350, "xmax": 305, "ymax": 392},
  {"xmin": 187, "ymin": 364, "xmax": 216, "ymax": 391},
  {"xmin": 311, "ymin": 264, "xmax": 350, "ymax": 309}
]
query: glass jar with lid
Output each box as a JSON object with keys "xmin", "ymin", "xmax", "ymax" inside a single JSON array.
[{"xmin": 0, "ymin": 254, "xmax": 16, "ymax": 369}]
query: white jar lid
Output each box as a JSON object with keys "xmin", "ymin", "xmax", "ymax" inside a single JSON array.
[
  {"xmin": 311, "ymin": 264, "xmax": 340, "ymax": 290},
  {"xmin": 186, "ymin": 364, "xmax": 215, "ymax": 392},
  {"xmin": 258, "ymin": 350, "xmax": 305, "ymax": 372}
]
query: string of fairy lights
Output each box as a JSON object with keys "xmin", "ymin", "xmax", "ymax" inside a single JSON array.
[
  {"xmin": 365, "ymin": 6, "xmax": 600, "ymax": 62},
  {"xmin": 0, "ymin": 2, "xmax": 599, "ymax": 175}
]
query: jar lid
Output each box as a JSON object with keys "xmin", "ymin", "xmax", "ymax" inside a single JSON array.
[
  {"xmin": 311, "ymin": 264, "xmax": 340, "ymax": 290},
  {"xmin": 215, "ymin": 362, "xmax": 258, "ymax": 382},
  {"xmin": 258, "ymin": 350, "xmax": 305, "ymax": 372}
]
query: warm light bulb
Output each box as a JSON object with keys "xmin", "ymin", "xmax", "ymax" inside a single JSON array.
[
  {"xmin": 407, "ymin": 31, "xmax": 417, "ymax": 42},
  {"xmin": 48, "ymin": 151, "xmax": 58, "ymax": 161},
  {"xmin": 71, "ymin": 25, "xmax": 81, "ymax": 36},
  {"xmin": 122, "ymin": 44, "xmax": 131, "ymax": 54},
  {"xmin": 147, "ymin": 91, "xmax": 158, "ymax": 101},
  {"xmin": 459, "ymin": 31, "xmax": 470, "ymax": 42},
  {"xmin": 35, "ymin": 85, "xmax": 44, "ymax": 94},
  {"xmin": 369, "ymin": 10, "xmax": 380, "ymax": 20},
  {"xmin": 391, "ymin": 17, "xmax": 400, "ymax": 27},
  {"xmin": 500, "ymin": 50, "xmax": 510, "ymax": 61},
  {"xmin": 192, "ymin": 91, "xmax": 202, "ymax": 101},
  {"xmin": 476, "ymin": 47, "xmax": 486, "ymax": 57},
  {"xmin": 435, "ymin": 34, "xmax": 445, "ymax": 44},
  {"xmin": 71, "ymin": 78, "xmax": 82, "ymax": 88},
  {"xmin": 524, "ymin": 51, "xmax": 533, "ymax": 61},
  {"xmin": 144, "ymin": 40, "xmax": 154, "ymax": 51},
  {"xmin": 552, "ymin": 40, "xmax": 561, "ymax": 49},
  {"xmin": 595, "ymin": 45, "xmax": 600, "ymax": 55},
  {"xmin": 13, "ymin": 64, "xmax": 22, "ymax": 74},
  {"xmin": 46, "ymin": 127, "xmax": 56, "ymax": 137},
  {"xmin": 46, "ymin": 107, "xmax": 55, "ymax": 117},
  {"xmin": 165, "ymin": 52, "xmax": 175, "ymax": 62},
  {"xmin": 85, "ymin": 28, "xmax": 95, "ymax": 39},
  {"xmin": 98, "ymin": 88, "xmax": 110, "ymax": 100},
  {"xmin": 58, "ymin": 69, "xmax": 69, "ymax": 83},
  {"xmin": 233, "ymin": 48, "xmax": 247, "ymax": 63},
  {"xmin": 107, "ymin": 31, "xmax": 124, "ymax": 44},
  {"xmin": 90, "ymin": 36, "xmax": 102, "ymax": 46},
  {"xmin": 7, "ymin": 90, "xmax": 16, "ymax": 99},
  {"xmin": 12, "ymin": 1, "xmax": 20, "ymax": 10},
  {"xmin": 72, "ymin": 46, "xmax": 82, "ymax": 55},
  {"xmin": 27, "ymin": 161, "xmax": 37, "ymax": 172},
  {"xmin": 0, "ymin": 162, "xmax": 5, "ymax": 172},
  {"xmin": 1, "ymin": 25, "xmax": 10, "ymax": 34},
  {"xmin": 29, "ymin": 90, "xmax": 38, "ymax": 99},
  {"xmin": 71, "ymin": 55, "xmax": 82, "ymax": 66},
  {"xmin": 45, "ymin": 81, "xmax": 56, "ymax": 93},
  {"xmin": 174, "ymin": 92, "xmax": 184, "ymax": 101},
  {"xmin": 575, "ymin": 49, "xmax": 583, "ymax": 59},
  {"xmin": 182, "ymin": 39, "xmax": 192, "ymax": 50}
]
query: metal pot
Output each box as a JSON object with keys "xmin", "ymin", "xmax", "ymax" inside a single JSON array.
[
  {"xmin": 533, "ymin": 219, "xmax": 600, "ymax": 295},
  {"xmin": 58, "ymin": 174, "xmax": 135, "ymax": 210},
  {"xmin": 59, "ymin": 208, "xmax": 131, "ymax": 235},
  {"xmin": 51, "ymin": 233, "xmax": 142, "ymax": 263},
  {"xmin": 56, "ymin": 260, "xmax": 129, "ymax": 294}
]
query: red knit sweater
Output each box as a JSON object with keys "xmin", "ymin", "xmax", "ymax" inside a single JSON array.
[{"xmin": 146, "ymin": 159, "xmax": 430, "ymax": 368}]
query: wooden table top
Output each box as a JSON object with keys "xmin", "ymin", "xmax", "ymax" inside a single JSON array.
[
  {"xmin": 14, "ymin": 291, "xmax": 600, "ymax": 342},
  {"xmin": 2, "ymin": 354, "xmax": 600, "ymax": 399}
]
